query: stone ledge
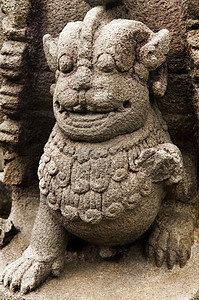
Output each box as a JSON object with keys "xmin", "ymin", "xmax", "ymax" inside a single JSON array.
[{"xmin": 0, "ymin": 233, "xmax": 199, "ymax": 300}]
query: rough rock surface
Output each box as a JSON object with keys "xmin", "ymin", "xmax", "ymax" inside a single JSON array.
[
  {"xmin": 0, "ymin": 0, "xmax": 199, "ymax": 299},
  {"xmin": 0, "ymin": 232, "xmax": 199, "ymax": 300},
  {"xmin": 0, "ymin": 2, "xmax": 196, "ymax": 295},
  {"xmin": 0, "ymin": 181, "xmax": 11, "ymax": 218}
]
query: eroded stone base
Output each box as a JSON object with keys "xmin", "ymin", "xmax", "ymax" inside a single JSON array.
[{"xmin": 0, "ymin": 232, "xmax": 199, "ymax": 300}]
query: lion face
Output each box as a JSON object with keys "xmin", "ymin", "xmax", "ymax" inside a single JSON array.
[
  {"xmin": 43, "ymin": 8, "xmax": 170, "ymax": 142},
  {"xmin": 53, "ymin": 53, "xmax": 150, "ymax": 142}
]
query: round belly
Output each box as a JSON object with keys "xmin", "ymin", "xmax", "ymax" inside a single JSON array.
[{"xmin": 58, "ymin": 182, "xmax": 165, "ymax": 247}]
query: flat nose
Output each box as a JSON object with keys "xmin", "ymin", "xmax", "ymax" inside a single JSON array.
[
  {"xmin": 72, "ymin": 91, "xmax": 87, "ymax": 112},
  {"xmin": 72, "ymin": 66, "xmax": 92, "ymax": 91}
]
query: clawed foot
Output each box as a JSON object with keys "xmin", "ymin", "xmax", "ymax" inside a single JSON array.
[
  {"xmin": 1, "ymin": 251, "xmax": 64, "ymax": 294},
  {"xmin": 1, "ymin": 257, "xmax": 52, "ymax": 294},
  {"xmin": 145, "ymin": 206, "xmax": 194, "ymax": 269}
]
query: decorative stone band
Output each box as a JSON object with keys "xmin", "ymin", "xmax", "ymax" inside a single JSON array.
[
  {"xmin": 186, "ymin": 30, "xmax": 199, "ymax": 145},
  {"xmin": 0, "ymin": 0, "xmax": 31, "ymax": 185},
  {"xmin": 184, "ymin": 0, "xmax": 199, "ymax": 145},
  {"xmin": 0, "ymin": 0, "xmax": 30, "ymax": 144},
  {"xmin": 38, "ymin": 108, "xmax": 171, "ymax": 224}
]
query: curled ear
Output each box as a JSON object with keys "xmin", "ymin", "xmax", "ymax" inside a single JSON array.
[
  {"xmin": 151, "ymin": 62, "xmax": 168, "ymax": 97},
  {"xmin": 139, "ymin": 29, "xmax": 171, "ymax": 71},
  {"xmin": 43, "ymin": 34, "xmax": 58, "ymax": 72}
]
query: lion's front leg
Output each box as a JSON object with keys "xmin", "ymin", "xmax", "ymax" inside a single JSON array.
[
  {"xmin": 135, "ymin": 143, "xmax": 195, "ymax": 269},
  {"xmin": 1, "ymin": 194, "xmax": 69, "ymax": 294},
  {"xmin": 145, "ymin": 203, "xmax": 194, "ymax": 269}
]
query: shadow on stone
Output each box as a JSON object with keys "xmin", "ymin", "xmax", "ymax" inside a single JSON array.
[
  {"xmin": 0, "ymin": 180, "xmax": 17, "ymax": 248},
  {"xmin": 0, "ymin": 181, "xmax": 11, "ymax": 219},
  {"xmin": 0, "ymin": 219, "xmax": 18, "ymax": 248}
]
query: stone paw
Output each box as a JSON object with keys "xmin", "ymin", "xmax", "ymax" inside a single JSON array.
[
  {"xmin": 135, "ymin": 143, "xmax": 184, "ymax": 184},
  {"xmin": 99, "ymin": 247, "xmax": 117, "ymax": 259},
  {"xmin": 1, "ymin": 256, "xmax": 53, "ymax": 294},
  {"xmin": 145, "ymin": 206, "xmax": 194, "ymax": 269}
]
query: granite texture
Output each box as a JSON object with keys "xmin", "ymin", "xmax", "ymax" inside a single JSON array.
[
  {"xmin": 0, "ymin": 2, "xmax": 197, "ymax": 294},
  {"xmin": 0, "ymin": 230, "xmax": 199, "ymax": 300},
  {"xmin": 0, "ymin": 0, "xmax": 199, "ymax": 298}
]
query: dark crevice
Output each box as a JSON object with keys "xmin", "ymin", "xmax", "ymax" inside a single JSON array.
[
  {"xmin": 106, "ymin": 1, "xmax": 123, "ymax": 10},
  {"xmin": 123, "ymin": 100, "xmax": 131, "ymax": 109}
]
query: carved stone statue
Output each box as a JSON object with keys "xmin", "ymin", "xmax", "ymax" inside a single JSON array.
[{"xmin": 1, "ymin": 0, "xmax": 195, "ymax": 294}]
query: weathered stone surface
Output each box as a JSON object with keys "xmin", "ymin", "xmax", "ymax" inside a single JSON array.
[
  {"xmin": 0, "ymin": 2, "xmax": 197, "ymax": 295},
  {"xmin": 0, "ymin": 0, "xmax": 198, "ymax": 299},
  {"xmin": 0, "ymin": 148, "xmax": 3, "ymax": 172},
  {"xmin": 0, "ymin": 181, "xmax": 11, "ymax": 218},
  {"xmin": 0, "ymin": 0, "xmax": 196, "ymax": 187},
  {"xmin": 182, "ymin": 0, "xmax": 199, "ymax": 19},
  {"xmin": 1, "ymin": 232, "xmax": 199, "ymax": 299},
  {"xmin": 186, "ymin": 10, "xmax": 199, "ymax": 149},
  {"xmin": 0, "ymin": 219, "xmax": 18, "ymax": 248},
  {"xmin": 0, "ymin": 0, "xmax": 35, "ymax": 187}
]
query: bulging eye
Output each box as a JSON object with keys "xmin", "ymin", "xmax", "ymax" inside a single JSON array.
[
  {"xmin": 97, "ymin": 53, "xmax": 115, "ymax": 72},
  {"xmin": 58, "ymin": 54, "xmax": 73, "ymax": 73}
]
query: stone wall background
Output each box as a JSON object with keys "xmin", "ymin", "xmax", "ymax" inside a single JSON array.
[
  {"xmin": 0, "ymin": 0, "xmax": 198, "ymax": 227},
  {"xmin": 29, "ymin": 0, "xmax": 199, "ymax": 159}
]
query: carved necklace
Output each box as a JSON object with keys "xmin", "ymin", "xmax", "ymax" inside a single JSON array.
[{"xmin": 38, "ymin": 107, "xmax": 170, "ymax": 224}]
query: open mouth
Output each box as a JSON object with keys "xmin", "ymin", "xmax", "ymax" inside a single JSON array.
[
  {"xmin": 69, "ymin": 111, "xmax": 109, "ymax": 122},
  {"xmin": 54, "ymin": 99, "xmax": 132, "ymax": 129},
  {"xmin": 56, "ymin": 109, "xmax": 113, "ymax": 128},
  {"xmin": 53, "ymin": 99, "xmax": 147, "ymax": 142},
  {"xmin": 56, "ymin": 104, "xmax": 115, "ymax": 127},
  {"xmin": 54, "ymin": 101, "xmax": 120, "ymax": 128}
]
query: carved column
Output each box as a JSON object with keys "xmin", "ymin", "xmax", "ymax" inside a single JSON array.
[
  {"xmin": 185, "ymin": 1, "xmax": 199, "ymax": 148},
  {"xmin": 0, "ymin": 0, "xmax": 31, "ymax": 185}
]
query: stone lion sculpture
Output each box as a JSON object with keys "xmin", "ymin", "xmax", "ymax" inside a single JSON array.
[{"xmin": 1, "ymin": 0, "xmax": 194, "ymax": 294}]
